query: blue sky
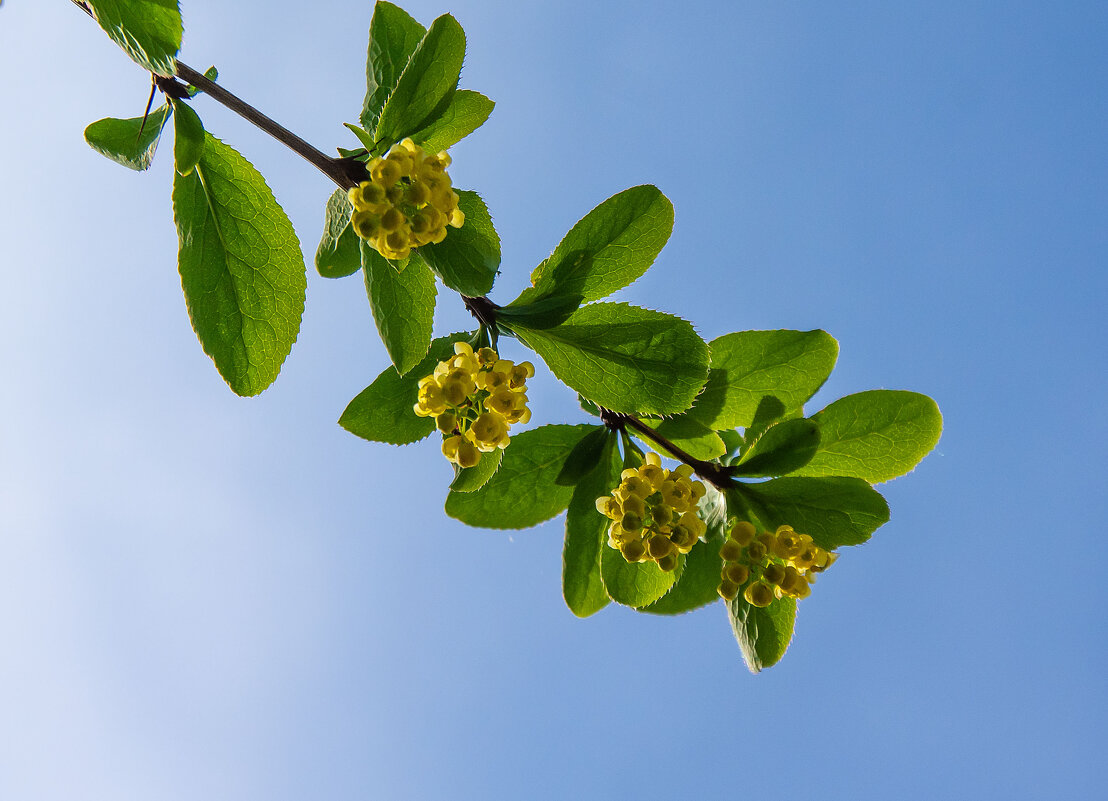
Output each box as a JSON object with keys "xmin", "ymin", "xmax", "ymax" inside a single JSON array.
[{"xmin": 1, "ymin": 1, "xmax": 1105, "ymax": 798}]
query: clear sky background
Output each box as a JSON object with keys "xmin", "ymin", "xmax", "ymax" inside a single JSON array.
[{"xmin": 1, "ymin": 1, "xmax": 1105, "ymax": 798}]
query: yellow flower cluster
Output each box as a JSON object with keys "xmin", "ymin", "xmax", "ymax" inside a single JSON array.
[
  {"xmin": 717, "ymin": 520, "xmax": 839, "ymax": 606},
  {"xmin": 347, "ymin": 137, "xmax": 465, "ymax": 260},
  {"xmin": 595, "ymin": 452, "xmax": 708, "ymax": 572},
  {"xmin": 413, "ymin": 342, "xmax": 534, "ymax": 469}
]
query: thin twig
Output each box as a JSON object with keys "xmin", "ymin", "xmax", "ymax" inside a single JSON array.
[{"xmin": 605, "ymin": 411, "xmax": 736, "ymax": 490}]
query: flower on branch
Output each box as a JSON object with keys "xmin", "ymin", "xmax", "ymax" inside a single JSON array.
[{"xmin": 717, "ymin": 520, "xmax": 839, "ymax": 606}]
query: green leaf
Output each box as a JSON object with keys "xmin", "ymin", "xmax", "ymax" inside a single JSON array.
[
  {"xmin": 632, "ymin": 416, "xmax": 726, "ymax": 461},
  {"xmin": 343, "ymin": 122, "xmax": 378, "ymax": 153},
  {"xmin": 792, "ymin": 390, "xmax": 943, "ymax": 483},
  {"xmin": 362, "ymin": 242, "xmax": 436, "ymax": 375},
  {"xmin": 84, "ymin": 105, "xmax": 171, "ymax": 171},
  {"xmin": 170, "ymin": 98, "xmax": 204, "ymax": 176},
  {"xmin": 512, "ymin": 185, "xmax": 674, "ymax": 308},
  {"xmin": 742, "ymin": 395, "xmax": 790, "ymax": 449},
  {"xmin": 185, "ymin": 65, "xmax": 218, "ymax": 98},
  {"xmin": 361, "ymin": 1, "xmax": 427, "ymax": 132},
  {"xmin": 445, "ymin": 425, "xmax": 595, "ymax": 529},
  {"xmin": 410, "ymin": 90, "xmax": 495, "ymax": 153},
  {"xmin": 555, "ymin": 426, "xmax": 611, "ymax": 486},
  {"xmin": 339, "ymin": 333, "xmax": 466, "ymax": 445},
  {"xmin": 85, "ymin": 0, "xmax": 182, "ymax": 76},
  {"xmin": 601, "ymin": 544, "xmax": 679, "ymax": 608},
  {"xmin": 562, "ymin": 435, "xmax": 620, "ymax": 618},
  {"xmin": 450, "ymin": 448, "xmax": 503, "ymax": 493},
  {"xmin": 496, "ymin": 293, "xmax": 583, "ymax": 330},
  {"xmin": 729, "ymin": 477, "xmax": 890, "ymax": 550},
  {"xmin": 727, "ymin": 592, "xmax": 796, "ymax": 673},
  {"xmin": 507, "ymin": 302, "xmax": 709, "ymax": 416},
  {"xmin": 172, "ymin": 133, "xmax": 306, "ymax": 396},
  {"xmin": 315, "ymin": 189, "xmax": 362, "ymax": 278},
  {"xmin": 375, "ymin": 14, "xmax": 466, "ymax": 145},
  {"xmin": 418, "ymin": 190, "xmax": 499, "ymax": 296},
  {"xmin": 732, "ymin": 418, "xmax": 821, "ymax": 478},
  {"xmin": 688, "ymin": 330, "xmax": 839, "ymax": 430}
]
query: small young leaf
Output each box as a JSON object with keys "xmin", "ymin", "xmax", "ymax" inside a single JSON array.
[
  {"xmin": 450, "ymin": 448, "xmax": 503, "ymax": 493},
  {"xmin": 507, "ymin": 302, "xmax": 709, "ymax": 416},
  {"xmin": 792, "ymin": 390, "xmax": 943, "ymax": 483},
  {"xmin": 315, "ymin": 189, "xmax": 362, "ymax": 278},
  {"xmin": 85, "ymin": 0, "xmax": 182, "ymax": 77},
  {"xmin": 361, "ymin": 1, "xmax": 427, "ymax": 132},
  {"xmin": 362, "ymin": 242, "xmax": 436, "ymax": 375},
  {"xmin": 555, "ymin": 426, "xmax": 611, "ymax": 486},
  {"xmin": 728, "ymin": 477, "xmax": 890, "ymax": 550},
  {"xmin": 170, "ymin": 98, "xmax": 204, "ymax": 176},
  {"xmin": 688, "ymin": 330, "xmax": 839, "ymax": 430},
  {"xmin": 409, "ymin": 90, "xmax": 495, "ymax": 153},
  {"xmin": 375, "ymin": 14, "xmax": 466, "ymax": 145},
  {"xmin": 343, "ymin": 122, "xmax": 378, "ymax": 153},
  {"xmin": 601, "ymin": 547, "xmax": 679, "ymax": 608},
  {"xmin": 445, "ymin": 425, "xmax": 595, "ymax": 529},
  {"xmin": 732, "ymin": 418, "xmax": 821, "ymax": 478},
  {"xmin": 172, "ymin": 133, "xmax": 306, "ymax": 396},
  {"xmin": 418, "ymin": 190, "xmax": 499, "ymax": 296},
  {"xmin": 512, "ymin": 185, "xmax": 674, "ymax": 308},
  {"xmin": 185, "ymin": 65, "xmax": 218, "ymax": 98},
  {"xmin": 339, "ymin": 334, "xmax": 467, "ymax": 445},
  {"xmin": 562, "ymin": 435, "xmax": 620, "ymax": 618},
  {"xmin": 84, "ymin": 105, "xmax": 171, "ymax": 171},
  {"xmin": 727, "ymin": 592, "xmax": 797, "ymax": 673},
  {"xmin": 632, "ymin": 416, "xmax": 726, "ymax": 461}
]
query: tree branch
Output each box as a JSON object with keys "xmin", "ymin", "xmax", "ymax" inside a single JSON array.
[{"xmin": 601, "ymin": 410, "xmax": 737, "ymax": 490}]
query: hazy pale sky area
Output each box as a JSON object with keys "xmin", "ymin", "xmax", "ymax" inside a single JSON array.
[{"xmin": 1, "ymin": 1, "xmax": 1105, "ymax": 798}]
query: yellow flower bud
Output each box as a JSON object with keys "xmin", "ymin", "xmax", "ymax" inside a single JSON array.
[
  {"xmin": 724, "ymin": 562, "xmax": 750, "ymax": 585},
  {"xmin": 621, "ymin": 539, "xmax": 647, "ymax": 563},
  {"xmin": 744, "ymin": 581, "xmax": 775, "ymax": 608},
  {"xmin": 657, "ymin": 553, "xmax": 679, "ymax": 572},
  {"xmin": 718, "ymin": 579, "xmax": 740, "ymax": 601},
  {"xmin": 719, "ymin": 540, "xmax": 744, "ymax": 562},
  {"xmin": 729, "ymin": 521, "xmax": 756, "ymax": 546}
]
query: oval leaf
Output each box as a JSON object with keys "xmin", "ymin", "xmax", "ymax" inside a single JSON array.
[
  {"xmin": 445, "ymin": 425, "xmax": 595, "ymax": 529},
  {"xmin": 601, "ymin": 547, "xmax": 679, "ymax": 608},
  {"xmin": 449, "ymin": 448, "xmax": 503, "ymax": 493},
  {"xmin": 315, "ymin": 189, "xmax": 362, "ymax": 278},
  {"xmin": 172, "ymin": 133, "xmax": 306, "ymax": 396},
  {"xmin": 562, "ymin": 435, "xmax": 620, "ymax": 618},
  {"xmin": 360, "ymin": 1, "xmax": 427, "ymax": 132},
  {"xmin": 84, "ymin": 105, "xmax": 171, "ymax": 172},
  {"xmin": 517, "ymin": 185, "xmax": 674, "ymax": 306},
  {"xmin": 170, "ymin": 98, "xmax": 204, "ymax": 176},
  {"xmin": 375, "ymin": 14, "xmax": 466, "ymax": 143},
  {"xmin": 508, "ymin": 302, "xmax": 709, "ymax": 416},
  {"xmin": 792, "ymin": 390, "xmax": 943, "ymax": 483},
  {"xmin": 362, "ymin": 242, "xmax": 436, "ymax": 375},
  {"xmin": 86, "ymin": 0, "xmax": 182, "ymax": 77},
  {"xmin": 688, "ymin": 330, "xmax": 839, "ymax": 430},
  {"xmin": 633, "ymin": 415, "xmax": 726, "ymax": 461},
  {"xmin": 727, "ymin": 593, "xmax": 797, "ymax": 673},
  {"xmin": 418, "ymin": 190, "xmax": 499, "ymax": 296},
  {"xmin": 732, "ymin": 418, "xmax": 821, "ymax": 478},
  {"xmin": 339, "ymin": 333, "xmax": 468, "ymax": 445}
]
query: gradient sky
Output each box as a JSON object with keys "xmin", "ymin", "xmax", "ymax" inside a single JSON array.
[{"xmin": 1, "ymin": 1, "xmax": 1105, "ymax": 799}]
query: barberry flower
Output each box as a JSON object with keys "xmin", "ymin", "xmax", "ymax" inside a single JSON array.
[
  {"xmin": 414, "ymin": 341, "xmax": 534, "ymax": 468},
  {"xmin": 716, "ymin": 520, "xmax": 839, "ymax": 604},
  {"xmin": 348, "ymin": 138, "xmax": 465, "ymax": 260},
  {"xmin": 596, "ymin": 451, "xmax": 708, "ymax": 572}
]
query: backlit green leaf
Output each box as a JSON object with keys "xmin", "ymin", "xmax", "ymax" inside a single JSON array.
[
  {"xmin": 562, "ymin": 435, "xmax": 620, "ymax": 618},
  {"xmin": 315, "ymin": 189, "xmax": 362, "ymax": 278},
  {"xmin": 410, "ymin": 90, "xmax": 494, "ymax": 153},
  {"xmin": 728, "ymin": 477, "xmax": 890, "ymax": 550},
  {"xmin": 792, "ymin": 390, "xmax": 943, "ymax": 483},
  {"xmin": 86, "ymin": 0, "xmax": 182, "ymax": 76},
  {"xmin": 727, "ymin": 592, "xmax": 796, "ymax": 673},
  {"xmin": 450, "ymin": 448, "xmax": 503, "ymax": 493},
  {"xmin": 361, "ymin": 1, "xmax": 426, "ymax": 132},
  {"xmin": 688, "ymin": 330, "xmax": 838, "ymax": 430},
  {"xmin": 362, "ymin": 242, "xmax": 436, "ymax": 375},
  {"xmin": 507, "ymin": 302, "xmax": 709, "ymax": 416},
  {"xmin": 445, "ymin": 425, "xmax": 594, "ymax": 529},
  {"xmin": 732, "ymin": 418, "xmax": 821, "ymax": 478},
  {"xmin": 375, "ymin": 14, "xmax": 465, "ymax": 145},
  {"xmin": 601, "ymin": 545, "xmax": 680, "ymax": 609},
  {"xmin": 84, "ymin": 105, "xmax": 171, "ymax": 171},
  {"xmin": 418, "ymin": 190, "xmax": 499, "ymax": 296},
  {"xmin": 170, "ymin": 98, "xmax": 204, "ymax": 176},
  {"xmin": 172, "ymin": 134, "xmax": 306, "ymax": 396},
  {"xmin": 339, "ymin": 333, "xmax": 466, "ymax": 445},
  {"xmin": 632, "ymin": 416, "xmax": 726, "ymax": 461},
  {"xmin": 555, "ymin": 426, "xmax": 610, "ymax": 486},
  {"xmin": 513, "ymin": 185, "xmax": 673, "ymax": 308}
]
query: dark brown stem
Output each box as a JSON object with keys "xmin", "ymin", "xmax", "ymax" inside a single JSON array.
[
  {"xmin": 605, "ymin": 411, "xmax": 736, "ymax": 490},
  {"xmin": 462, "ymin": 296, "xmax": 501, "ymax": 329}
]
